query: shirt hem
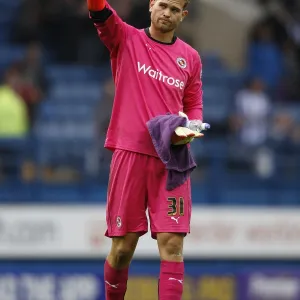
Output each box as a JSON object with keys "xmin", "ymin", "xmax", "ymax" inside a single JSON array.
[{"xmin": 104, "ymin": 143, "xmax": 159, "ymax": 158}]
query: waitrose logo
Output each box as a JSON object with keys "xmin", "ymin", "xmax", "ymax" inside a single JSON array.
[{"xmin": 137, "ymin": 62, "xmax": 185, "ymax": 90}]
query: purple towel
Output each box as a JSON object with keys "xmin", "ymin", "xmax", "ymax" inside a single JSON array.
[{"xmin": 147, "ymin": 114, "xmax": 197, "ymax": 191}]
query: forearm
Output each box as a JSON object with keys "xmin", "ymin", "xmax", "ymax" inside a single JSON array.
[
  {"xmin": 88, "ymin": 0, "xmax": 127, "ymax": 52},
  {"xmin": 88, "ymin": 0, "xmax": 112, "ymax": 23},
  {"xmin": 184, "ymin": 55, "xmax": 203, "ymax": 121},
  {"xmin": 184, "ymin": 106, "xmax": 203, "ymax": 121}
]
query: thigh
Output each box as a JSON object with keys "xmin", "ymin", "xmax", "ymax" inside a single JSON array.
[
  {"xmin": 105, "ymin": 150, "xmax": 148, "ymax": 237},
  {"xmin": 147, "ymin": 157, "xmax": 192, "ymax": 239}
]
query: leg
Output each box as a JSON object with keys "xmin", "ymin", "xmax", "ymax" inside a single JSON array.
[
  {"xmin": 107, "ymin": 233, "xmax": 140, "ymax": 269},
  {"xmin": 104, "ymin": 233, "xmax": 140, "ymax": 300},
  {"xmin": 157, "ymin": 232, "xmax": 184, "ymax": 263},
  {"xmin": 156, "ymin": 233, "xmax": 185, "ymax": 300},
  {"xmin": 104, "ymin": 150, "xmax": 149, "ymax": 300},
  {"xmin": 147, "ymin": 157, "xmax": 191, "ymax": 300}
]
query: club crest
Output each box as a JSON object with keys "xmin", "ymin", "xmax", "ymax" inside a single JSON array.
[{"xmin": 177, "ymin": 57, "xmax": 187, "ymax": 69}]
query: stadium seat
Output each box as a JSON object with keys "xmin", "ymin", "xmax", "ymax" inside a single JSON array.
[
  {"xmin": 0, "ymin": 8, "xmax": 14, "ymax": 23},
  {"xmin": 0, "ymin": 182, "xmax": 33, "ymax": 202},
  {"xmin": 45, "ymin": 65, "xmax": 110, "ymax": 84},
  {"xmin": 0, "ymin": 0, "xmax": 21, "ymax": 8},
  {"xmin": 222, "ymin": 189, "xmax": 270, "ymax": 205},
  {"xmin": 0, "ymin": 138, "xmax": 29, "ymax": 180},
  {"xmin": 201, "ymin": 52, "xmax": 224, "ymax": 70},
  {"xmin": 202, "ymin": 69, "xmax": 244, "ymax": 89},
  {"xmin": 0, "ymin": 45, "xmax": 25, "ymax": 62},
  {"xmin": 37, "ymin": 102, "xmax": 95, "ymax": 121},
  {"xmin": 0, "ymin": 45, "xmax": 25, "ymax": 76},
  {"xmin": 33, "ymin": 118, "xmax": 96, "ymax": 178},
  {"xmin": 190, "ymin": 138, "xmax": 228, "ymax": 158},
  {"xmin": 48, "ymin": 82, "xmax": 103, "ymax": 103},
  {"xmin": 0, "ymin": 11, "xmax": 299, "ymax": 207},
  {"xmin": 203, "ymin": 87, "xmax": 232, "ymax": 122},
  {"xmin": 34, "ymin": 119, "xmax": 95, "ymax": 141},
  {"xmin": 0, "ymin": 27, "xmax": 9, "ymax": 43}
]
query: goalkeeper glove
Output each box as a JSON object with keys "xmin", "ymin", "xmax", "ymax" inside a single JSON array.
[
  {"xmin": 171, "ymin": 112, "xmax": 204, "ymax": 145},
  {"xmin": 172, "ymin": 126, "xmax": 203, "ymax": 145},
  {"xmin": 87, "ymin": 0, "xmax": 105, "ymax": 11}
]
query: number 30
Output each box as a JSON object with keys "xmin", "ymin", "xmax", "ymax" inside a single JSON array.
[{"xmin": 167, "ymin": 197, "xmax": 184, "ymax": 216}]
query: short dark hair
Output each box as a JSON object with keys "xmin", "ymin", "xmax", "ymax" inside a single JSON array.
[{"xmin": 184, "ymin": 0, "xmax": 190, "ymax": 9}]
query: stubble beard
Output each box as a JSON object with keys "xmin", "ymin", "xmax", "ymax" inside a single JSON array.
[{"xmin": 157, "ymin": 20, "xmax": 177, "ymax": 33}]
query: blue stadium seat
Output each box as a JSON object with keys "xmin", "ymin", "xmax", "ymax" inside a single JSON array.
[
  {"xmin": 0, "ymin": 8, "xmax": 14, "ymax": 23},
  {"xmin": 201, "ymin": 53, "xmax": 224, "ymax": 70},
  {"xmin": 35, "ymin": 119, "xmax": 95, "ymax": 141},
  {"xmin": 202, "ymin": 69, "xmax": 245, "ymax": 89},
  {"xmin": 281, "ymin": 104, "xmax": 300, "ymax": 121},
  {"xmin": 190, "ymin": 140, "xmax": 205, "ymax": 157},
  {"xmin": 33, "ymin": 119, "xmax": 96, "ymax": 176},
  {"xmin": 0, "ymin": 138, "xmax": 29, "ymax": 180},
  {"xmin": 45, "ymin": 65, "xmax": 110, "ymax": 84},
  {"xmin": 48, "ymin": 82, "xmax": 103, "ymax": 103},
  {"xmin": 0, "ymin": 0, "xmax": 21, "ymax": 8},
  {"xmin": 0, "ymin": 183, "xmax": 33, "ymax": 202},
  {"xmin": 191, "ymin": 138, "xmax": 228, "ymax": 158},
  {"xmin": 222, "ymin": 189, "xmax": 270, "ymax": 205},
  {"xmin": 0, "ymin": 45, "xmax": 25, "ymax": 76},
  {"xmin": 37, "ymin": 102, "xmax": 95, "ymax": 121},
  {"xmin": 38, "ymin": 185, "xmax": 84, "ymax": 202},
  {"xmin": 276, "ymin": 190, "xmax": 300, "ymax": 205},
  {"xmin": 0, "ymin": 45, "xmax": 25, "ymax": 62},
  {"xmin": 203, "ymin": 86, "xmax": 232, "ymax": 122},
  {"xmin": 191, "ymin": 184, "xmax": 209, "ymax": 204},
  {"xmin": 0, "ymin": 27, "xmax": 9, "ymax": 43}
]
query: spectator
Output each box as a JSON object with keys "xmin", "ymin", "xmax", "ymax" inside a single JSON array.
[
  {"xmin": 0, "ymin": 67, "xmax": 29, "ymax": 180},
  {"xmin": 11, "ymin": 0, "xmax": 42, "ymax": 44},
  {"xmin": 269, "ymin": 111, "xmax": 300, "ymax": 175},
  {"xmin": 0, "ymin": 67, "xmax": 29, "ymax": 137},
  {"xmin": 228, "ymin": 78, "xmax": 273, "ymax": 176},
  {"xmin": 15, "ymin": 42, "xmax": 48, "ymax": 126},
  {"xmin": 255, "ymin": 0, "xmax": 300, "ymax": 100},
  {"xmin": 230, "ymin": 78, "xmax": 272, "ymax": 147},
  {"xmin": 247, "ymin": 22, "xmax": 284, "ymax": 93}
]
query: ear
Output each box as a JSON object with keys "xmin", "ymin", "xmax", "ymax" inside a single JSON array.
[
  {"xmin": 149, "ymin": 0, "xmax": 155, "ymax": 12},
  {"xmin": 181, "ymin": 10, "xmax": 188, "ymax": 21}
]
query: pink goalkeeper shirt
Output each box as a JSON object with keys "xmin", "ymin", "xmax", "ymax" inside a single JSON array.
[{"xmin": 93, "ymin": 3, "xmax": 203, "ymax": 157}]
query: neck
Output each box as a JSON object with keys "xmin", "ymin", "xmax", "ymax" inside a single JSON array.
[{"xmin": 149, "ymin": 25, "xmax": 175, "ymax": 43}]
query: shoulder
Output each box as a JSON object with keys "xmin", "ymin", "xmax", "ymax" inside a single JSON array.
[
  {"xmin": 123, "ymin": 24, "xmax": 142, "ymax": 37},
  {"xmin": 176, "ymin": 38, "xmax": 201, "ymax": 64}
]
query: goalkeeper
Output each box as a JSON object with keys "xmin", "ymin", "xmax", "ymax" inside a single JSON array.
[{"xmin": 87, "ymin": 0, "xmax": 204, "ymax": 299}]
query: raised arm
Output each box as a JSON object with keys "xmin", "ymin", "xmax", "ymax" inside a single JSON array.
[
  {"xmin": 183, "ymin": 54, "xmax": 203, "ymax": 121},
  {"xmin": 87, "ymin": 0, "xmax": 129, "ymax": 53}
]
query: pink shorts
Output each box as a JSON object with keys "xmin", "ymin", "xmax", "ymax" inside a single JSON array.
[{"xmin": 105, "ymin": 149, "xmax": 192, "ymax": 239}]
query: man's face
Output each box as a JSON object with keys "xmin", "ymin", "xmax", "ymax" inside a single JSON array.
[{"xmin": 150, "ymin": 0, "xmax": 188, "ymax": 33}]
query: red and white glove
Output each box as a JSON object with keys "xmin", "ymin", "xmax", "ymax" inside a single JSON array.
[{"xmin": 87, "ymin": 0, "xmax": 105, "ymax": 11}]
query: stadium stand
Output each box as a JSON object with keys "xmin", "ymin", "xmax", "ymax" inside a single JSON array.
[{"xmin": 0, "ymin": 0, "xmax": 299, "ymax": 206}]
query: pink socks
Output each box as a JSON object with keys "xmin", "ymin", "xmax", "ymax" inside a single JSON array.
[
  {"xmin": 158, "ymin": 261, "xmax": 184, "ymax": 300},
  {"xmin": 104, "ymin": 260, "xmax": 129, "ymax": 300}
]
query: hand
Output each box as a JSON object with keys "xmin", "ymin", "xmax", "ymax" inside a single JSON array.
[
  {"xmin": 171, "ymin": 126, "xmax": 204, "ymax": 145},
  {"xmin": 87, "ymin": 0, "xmax": 105, "ymax": 11}
]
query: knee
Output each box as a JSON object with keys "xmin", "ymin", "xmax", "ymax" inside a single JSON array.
[
  {"xmin": 109, "ymin": 234, "xmax": 139, "ymax": 268},
  {"xmin": 157, "ymin": 233, "xmax": 184, "ymax": 261},
  {"xmin": 113, "ymin": 244, "xmax": 134, "ymax": 265}
]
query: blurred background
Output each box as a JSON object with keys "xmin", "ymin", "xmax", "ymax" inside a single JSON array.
[{"xmin": 0, "ymin": 0, "xmax": 300, "ymax": 299}]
